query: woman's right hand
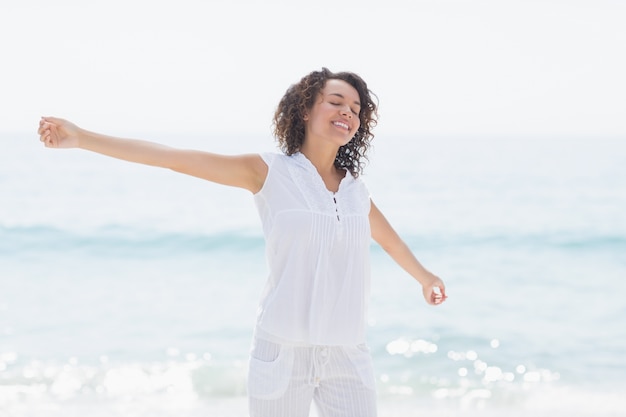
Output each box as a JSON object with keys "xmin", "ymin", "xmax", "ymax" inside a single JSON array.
[{"xmin": 38, "ymin": 117, "xmax": 81, "ymax": 148}]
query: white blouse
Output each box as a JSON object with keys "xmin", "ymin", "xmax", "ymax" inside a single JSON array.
[{"xmin": 253, "ymin": 152, "xmax": 372, "ymax": 346}]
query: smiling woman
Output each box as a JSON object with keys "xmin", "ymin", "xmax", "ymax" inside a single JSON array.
[
  {"xmin": 36, "ymin": 67, "xmax": 447, "ymax": 417},
  {"xmin": 273, "ymin": 68, "xmax": 378, "ymax": 179}
]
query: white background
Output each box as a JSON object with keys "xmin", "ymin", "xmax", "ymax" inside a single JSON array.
[{"xmin": 2, "ymin": 0, "xmax": 625, "ymax": 138}]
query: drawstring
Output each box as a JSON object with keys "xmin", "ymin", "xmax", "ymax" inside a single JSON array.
[{"xmin": 308, "ymin": 346, "xmax": 330, "ymax": 387}]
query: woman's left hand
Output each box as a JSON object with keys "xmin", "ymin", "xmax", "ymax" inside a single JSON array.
[{"xmin": 422, "ymin": 275, "xmax": 447, "ymax": 306}]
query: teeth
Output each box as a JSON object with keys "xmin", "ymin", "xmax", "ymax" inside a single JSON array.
[{"xmin": 333, "ymin": 121, "xmax": 349, "ymax": 130}]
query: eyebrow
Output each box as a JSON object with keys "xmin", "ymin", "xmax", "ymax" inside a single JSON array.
[{"xmin": 328, "ymin": 92, "xmax": 361, "ymax": 107}]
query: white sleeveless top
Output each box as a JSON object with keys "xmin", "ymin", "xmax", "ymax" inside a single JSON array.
[{"xmin": 253, "ymin": 152, "xmax": 372, "ymax": 346}]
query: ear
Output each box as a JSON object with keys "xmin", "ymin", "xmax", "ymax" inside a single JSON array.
[{"xmin": 303, "ymin": 112, "xmax": 309, "ymax": 121}]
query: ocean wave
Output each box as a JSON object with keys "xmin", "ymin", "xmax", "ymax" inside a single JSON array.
[
  {"xmin": 0, "ymin": 354, "xmax": 623, "ymax": 416},
  {"xmin": 406, "ymin": 232, "xmax": 626, "ymax": 251},
  {"xmin": 0, "ymin": 355, "xmax": 247, "ymax": 405},
  {"xmin": 0, "ymin": 225, "xmax": 265, "ymax": 257},
  {"xmin": 2, "ymin": 225, "xmax": 625, "ymax": 257}
]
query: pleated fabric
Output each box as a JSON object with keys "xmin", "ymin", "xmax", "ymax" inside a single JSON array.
[{"xmin": 253, "ymin": 152, "xmax": 372, "ymax": 346}]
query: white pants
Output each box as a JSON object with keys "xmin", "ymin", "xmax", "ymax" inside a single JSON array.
[{"xmin": 247, "ymin": 337, "xmax": 377, "ymax": 417}]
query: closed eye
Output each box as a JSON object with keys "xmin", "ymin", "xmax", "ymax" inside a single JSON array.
[{"xmin": 330, "ymin": 102, "xmax": 360, "ymax": 115}]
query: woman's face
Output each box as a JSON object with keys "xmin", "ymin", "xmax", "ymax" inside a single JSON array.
[{"xmin": 303, "ymin": 79, "xmax": 361, "ymax": 148}]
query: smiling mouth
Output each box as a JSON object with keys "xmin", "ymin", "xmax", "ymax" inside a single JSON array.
[{"xmin": 333, "ymin": 121, "xmax": 350, "ymax": 131}]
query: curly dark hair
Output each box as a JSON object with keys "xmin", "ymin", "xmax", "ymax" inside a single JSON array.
[{"xmin": 273, "ymin": 68, "xmax": 378, "ymax": 177}]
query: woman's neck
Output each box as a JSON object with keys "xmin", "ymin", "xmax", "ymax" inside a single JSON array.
[
  {"xmin": 299, "ymin": 142, "xmax": 338, "ymax": 176},
  {"xmin": 299, "ymin": 142, "xmax": 346, "ymax": 192}
]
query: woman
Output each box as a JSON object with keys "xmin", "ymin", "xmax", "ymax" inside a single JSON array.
[{"xmin": 38, "ymin": 67, "xmax": 447, "ymax": 417}]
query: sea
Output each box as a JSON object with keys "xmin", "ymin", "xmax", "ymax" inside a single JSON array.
[{"xmin": 1, "ymin": 132, "xmax": 624, "ymax": 417}]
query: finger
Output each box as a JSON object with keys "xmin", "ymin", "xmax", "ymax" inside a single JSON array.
[
  {"xmin": 438, "ymin": 285, "xmax": 447, "ymax": 298},
  {"xmin": 47, "ymin": 124, "xmax": 59, "ymax": 146},
  {"xmin": 38, "ymin": 126, "xmax": 51, "ymax": 145},
  {"xmin": 39, "ymin": 118, "xmax": 56, "ymax": 135},
  {"xmin": 433, "ymin": 287, "xmax": 446, "ymax": 304},
  {"xmin": 38, "ymin": 127, "xmax": 49, "ymax": 142},
  {"xmin": 37, "ymin": 122, "xmax": 52, "ymax": 137}
]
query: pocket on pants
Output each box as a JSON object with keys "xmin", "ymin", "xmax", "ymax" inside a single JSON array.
[
  {"xmin": 344, "ymin": 344, "xmax": 377, "ymax": 391},
  {"xmin": 247, "ymin": 339, "xmax": 295, "ymax": 400}
]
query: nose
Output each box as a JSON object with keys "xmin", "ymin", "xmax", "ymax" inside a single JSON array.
[{"xmin": 340, "ymin": 105, "xmax": 352, "ymax": 118}]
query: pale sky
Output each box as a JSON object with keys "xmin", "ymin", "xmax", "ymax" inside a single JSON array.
[{"xmin": 2, "ymin": 0, "xmax": 625, "ymax": 137}]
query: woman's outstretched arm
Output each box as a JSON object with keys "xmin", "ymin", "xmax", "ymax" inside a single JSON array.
[
  {"xmin": 369, "ymin": 200, "xmax": 448, "ymax": 306},
  {"xmin": 37, "ymin": 117, "xmax": 267, "ymax": 193}
]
